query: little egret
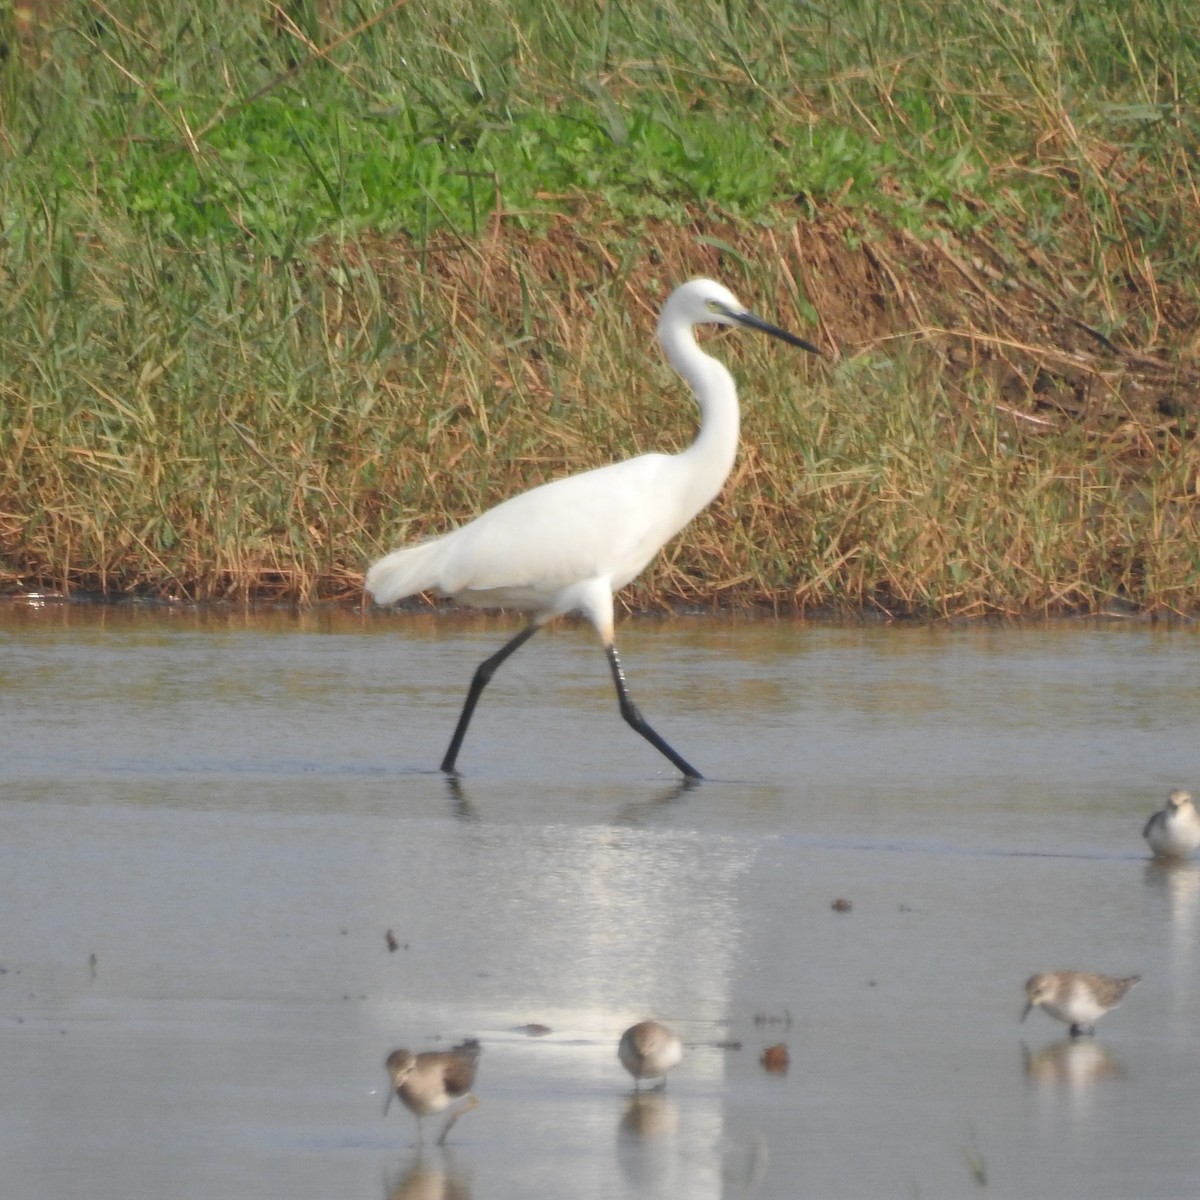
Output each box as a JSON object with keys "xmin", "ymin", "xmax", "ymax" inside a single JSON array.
[{"xmin": 365, "ymin": 277, "xmax": 820, "ymax": 778}]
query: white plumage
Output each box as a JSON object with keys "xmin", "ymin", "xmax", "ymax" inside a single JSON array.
[
  {"xmin": 1143, "ymin": 789, "xmax": 1200, "ymax": 859},
  {"xmin": 366, "ymin": 278, "xmax": 820, "ymax": 778}
]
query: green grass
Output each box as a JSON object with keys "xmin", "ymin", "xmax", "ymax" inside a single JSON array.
[
  {"xmin": 7, "ymin": 0, "xmax": 1195, "ymax": 256},
  {"xmin": 2, "ymin": 0, "xmax": 1199, "ymax": 613}
]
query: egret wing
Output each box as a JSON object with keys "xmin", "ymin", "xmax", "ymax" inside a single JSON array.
[{"xmin": 438, "ymin": 453, "xmax": 685, "ymax": 597}]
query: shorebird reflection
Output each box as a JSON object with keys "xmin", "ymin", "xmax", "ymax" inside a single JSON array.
[
  {"xmin": 619, "ymin": 1091, "xmax": 679, "ymax": 1139},
  {"xmin": 616, "ymin": 1092, "xmax": 679, "ymax": 1192},
  {"xmin": 1022, "ymin": 1038, "xmax": 1126, "ymax": 1091},
  {"xmin": 385, "ymin": 1151, "xmax": 472, "ymax": 1200}
]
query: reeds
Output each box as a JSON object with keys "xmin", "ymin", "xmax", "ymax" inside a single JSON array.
[{"xmin": 1, "ymin": 0, "xmax": 1198, "ymax": 614}]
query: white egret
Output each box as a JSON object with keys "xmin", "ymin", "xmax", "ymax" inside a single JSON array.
[{"xmin": 365, "ymin": 277, "xmax": 821, "ymax": 778}]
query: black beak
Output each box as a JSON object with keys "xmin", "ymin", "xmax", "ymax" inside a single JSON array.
[{"xmin": 730, "ymin": 308, "xmax": 822, "ymax": 355}]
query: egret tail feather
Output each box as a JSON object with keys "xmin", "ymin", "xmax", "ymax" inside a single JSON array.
[{"xmin": 365, "ymin": 540, "xmax": 446, "ymax": 605}]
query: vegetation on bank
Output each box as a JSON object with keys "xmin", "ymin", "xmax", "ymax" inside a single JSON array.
[{"xmin": 1, "ymin": 0, "xmax": 1198, "ymax": 615}]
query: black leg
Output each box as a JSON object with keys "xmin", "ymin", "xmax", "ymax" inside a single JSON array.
[
  {"xmin": 441, "ymin": 623, "xmax": 541, "ymax": 773},
  {"xmin": 606, "ymin": 644, "xmax": 703, "ymax": 780}
]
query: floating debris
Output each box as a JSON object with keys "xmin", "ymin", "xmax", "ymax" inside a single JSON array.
[
  {"xmin": 760, "ymin": 1043, "xmax": 790, "ymax": 1074},
  {"xmin": 753, "ymin": 1010, "xmax": 792, "ymax": 1028}
]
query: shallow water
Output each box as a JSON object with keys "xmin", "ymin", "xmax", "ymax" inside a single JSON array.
[{"xmin": 2, "ymin": 602, "xmax": 1200, "ymax": 1198}]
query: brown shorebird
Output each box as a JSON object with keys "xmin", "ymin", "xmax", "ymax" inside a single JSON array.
[
  {"xmin": 384, "ymin": 1039, "xmax": 481, "ymax": 1145},
  {"xmin": 618, "ymin": 1021, "xmax": 683, "ymax": 1090},
  {"xmin": 1021, "ymin": 972, "xmax": 1140, "ymax": 1038},
  {"xmin": 1143, "ymin": 789, "xmax": 1200, "ymax": 859}
]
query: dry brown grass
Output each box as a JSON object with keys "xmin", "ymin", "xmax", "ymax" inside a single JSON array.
[{"xmin": 6, "ymin": 210, "xmax": 1199, "ymax": 615}]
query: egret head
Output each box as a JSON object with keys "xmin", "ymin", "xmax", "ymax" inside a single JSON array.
[
  {"xmin": 1167, "ymin": 789, "xmax": 1193, "ymax": 812},
  {"xmin": 662, "ymin": 277, "xmax": 821, "ymax": 354}
]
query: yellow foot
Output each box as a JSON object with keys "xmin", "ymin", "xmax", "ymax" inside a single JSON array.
[{"xmin": 437, "ymin": 1094, "xmax": 480, "ymax": 1146}]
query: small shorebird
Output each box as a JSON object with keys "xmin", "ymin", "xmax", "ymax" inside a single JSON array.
[
  {"xmin": 618, "ymin": 1021, "xmax": 683, "ymax": 1090},
  {"xmin": 1143, "ymin": 789, "xmax": 1200, "ymax": 860},
  {"xmin": 384, "ymin": 1039, "xmax": 481, "ymax": 1145},
  {"xmin": 1021, "ymin": 971, "xmax": 1140, "ymax": 1038}
]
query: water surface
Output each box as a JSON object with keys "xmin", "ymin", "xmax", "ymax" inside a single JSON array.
[{"xmin": 2, "ymin": 603, "xmax": 1199, "ymax": 1198}]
